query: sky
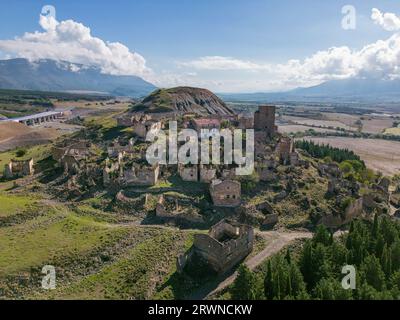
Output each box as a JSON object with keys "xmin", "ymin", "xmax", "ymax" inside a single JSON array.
[{"xmin": 1, "ymin": 0, "xmax": 400, "ymax": 92}]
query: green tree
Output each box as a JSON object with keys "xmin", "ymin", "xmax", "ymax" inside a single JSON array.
[
  {"xmin": 232, "ymin": 265, "xmax": 262, "ymax": 300},
  {"xmin": 360, "ymin": 255, "xmax": 386, "ymax": 291}
]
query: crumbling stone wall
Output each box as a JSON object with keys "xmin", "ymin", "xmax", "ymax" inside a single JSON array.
[
  {"xmin": 3, "ymin": 158, "xmax": 34, "ymax": 178},
  {"xmin": 200, "ymin": 165, "xmax": 217, "ymax": 183},
  {"xmin": 276, "ymin": 137, "xmax": 294, "ymax": 164},
  {"xmin": 107, "ymin": 138, "xmax": 135, "ymax": 158},
  {"xmin": 122, "ymin": 164, "xmax": 159, "ymax": 186},
  {"xmin": 133, "ymin": 119, "xmax": 162, "ymax": 139},
  {"xmin": 210, "ymin": 179, "xmax": 241, "ymax": 207},
  {"xmin": 191, "ymin": 219, "xmax": 254, "ymax": 273},
  {"xmin": 237, "ymin": 114, "xmax": 254, "ymax": 129},
  {"xmin": 179, "ymin": 165, "xmax": 198, "ymax": 182},
  {"xmin": 319, "ymin": 197, "xmax": 364, "ymax": 228},
  {"xmin": 254, "ymin": 105, "xmax": 277, "ymax": 136}
]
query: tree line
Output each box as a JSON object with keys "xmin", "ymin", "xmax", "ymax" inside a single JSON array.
[{"xmin": 295, "ymin": 140, "xmax": 364, "ymax": 164}]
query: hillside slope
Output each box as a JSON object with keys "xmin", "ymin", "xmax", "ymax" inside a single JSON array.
[{"xmin": 133, "ymin": 87, "xmax": 235, "ymax": 116}]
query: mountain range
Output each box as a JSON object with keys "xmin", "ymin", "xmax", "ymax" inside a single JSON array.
[
  {"xmin": 1, "ymin": 58, "xmax": 400, "ymax": 103},
  {"xmin": 0, "ymin": 58, "xmax": 156, "ymax": 98},
  {"xmin": 219, "ymin": 78, "xmax": 400, "ymax": 103}
]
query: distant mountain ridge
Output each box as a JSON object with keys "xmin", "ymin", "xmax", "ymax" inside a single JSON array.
[
  {"xmin": 0, "ymin": 58, "xmax": 157, "ymax": 98},
  {"xmin": 219, "ymin": 78, "xmax": 400, "ymax": 103},
  {"xmin": 132, "ymin": 86, "xmax": 235, "ymax": 116}
]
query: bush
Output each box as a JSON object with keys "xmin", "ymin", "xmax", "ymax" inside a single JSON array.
[{"xmin": 15, "ymin": 148, "xmax": 27, "ymax": 157}]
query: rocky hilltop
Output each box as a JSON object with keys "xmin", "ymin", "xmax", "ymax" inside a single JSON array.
[{"xmin": 132, "ymin": 87, "xmax": 235, "ymax": 116}]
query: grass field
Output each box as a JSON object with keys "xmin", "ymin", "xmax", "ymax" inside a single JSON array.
[
  {"xmin": 0, "ymin": 191, "xmax": 198, "ymax": 300},
  {"xmin": 42, "ymin": 230, "xmax": 192, "ymax": 300},
  {"xmin": 0, "ymin": 192, "xmax": 40, "ymax": 218}
]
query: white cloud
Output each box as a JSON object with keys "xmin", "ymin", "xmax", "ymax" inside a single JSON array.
[
  {"xmin": 0, "ymin": 15, "xmax": 151, "ymax": 78},
  {"xmin": 177, "ymin": 9, "xmax": 400, "ymax": 91},
  {"xmin": 371, "ymin": 8, "xmax": 400, "ymax": 31},
  {"xmin": 180, "ymin": 56, "xmax": 271, "ymax": 71}
]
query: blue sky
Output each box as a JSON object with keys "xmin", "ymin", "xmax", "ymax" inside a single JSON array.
[{"xmin": 1, "ymin": 0, "xmax": 400, "ymax": 92}]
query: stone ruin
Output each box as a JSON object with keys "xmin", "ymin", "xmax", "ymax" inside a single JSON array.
[
  {"xmin": 155, "ymin": 194, "xmax": 203, "ymax": 225},
  {"xmin": 52, "ymin": 139, "xmax": 91, "ymax": 173},
  {"xmin": 199, "ymin": 165, "xmax": 217, "ymax": 183},
  {"xmin": 254, "ymin": 105, "xmax": 277, "ymax": 137},
  {"xmin": 107, "ymin": 138, "xmax": 135, "ymax": 158},
  {"xmin": 179, "ymin": 164, "xmax": 238, "ymax": 183},
  {"xmin": 276, "ymin": 137, "xmax": 299, "ymax": 166},
  {"xmin": 257, "ymin": 202, "xmax": 279, "ymax": 228},
  {"xmin": 129, "ymin": 114, "xmax": 162, "ymax": 139},
  {"xmin": 191, "ymin": 118, "xmax": 221, "ymax": 133},
  {"xmin": 237, "ymin": 113, "xmax": 254, "ymax": 129},
  {"xmin": 121, "ymin": 163, "xmax": 160, "ymax": 187},
  {"xmin": 210, "ymin": 179, "xmax": 241, "ymax": 207},
  {"xmin": 178, "ymin": 164, "xmax": 198, "ymax": 182},
  {"xmin": 3, "ymin": 158, "xmax": 34, "ymax": 179},
  {"xmin": 236, "ymin": 201, "xmax": 279, "ymax": 228},
  {"xmin": 318, "ymin": 162, "xmax": 341, "ymax": 178},
  {"xmin": 177, "ymin": 219, "xmax": 254, "ymax": 274},
  {"xmin": 319, "ymin": 197, "xmax": 364, "ymax": 229}
]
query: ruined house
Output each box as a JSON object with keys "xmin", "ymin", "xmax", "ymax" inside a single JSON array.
[
  {"xmin": 220, "ymin": 166, "xmax": 238, "ymax": 180},
  {"xmin": 60, "ymin": 154, "xmax": 81, "ymax": 174},
  {"xmin": 3, "ymin": 158, "xmax": 34, "ymax": 178},
  {"xmin": 103, "ymin": 157, "xmax": 122, "ymax": 186},
  {"xmin": 210, "ymin": 179, "xmax": 241, "ymax": 207},
  {"xmin": 121, "ymin": 163, "xmax": 160, "ymax": 187},
  {"xmin": 179, "ymin": 164, "xmax": 198, "ymax": 182},
  {"xmin": 107, "ymin": 138, "xmax": 135, "ymax": 158},
  {"xmin": 156, "ymin": 194, "xmax": 203, "ymax": 224},
  {"xmin": 319, "ymin": 197, "xmax": 364, "ymax": 228},
  {"xmin": 237, "ymin": 113, "xmax": 254, "ymax": 129},
  {"xmin": 51, "ymin": 140, "xmax": 91, "ymax": 174},
  {"xmin": 290, "ymin": 151, "xmax": 300, "ymax": 166},
  {"xmin": 276, "ymin": 136, "xmax": 294, "ymax": 164},
  {"xmin": 318, "ymin": 163, "xmax": 342, "ymax": 178},
  {"xmin": 133, "ymin": 117, "xmax": 162, "ymax": 139},
  {"xmin": 192, "ymin": 118, "xmax": 221, "ymax": 134},
  {"xmin": 52, "ymin": 140, "xmax": 91, "ymax": 162},
  {"xmin": 254, "ymin": 105, "xmax": 277, "ymax": 136},
  {"xmin": 179, "ymin": 219, "xmax": 254, "ymax": 274},
  {"xmin": 199, "ymin": 165, "xmax": 217, "ymax": 183}
]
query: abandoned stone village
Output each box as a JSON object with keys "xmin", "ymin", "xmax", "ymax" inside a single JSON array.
[{"xmin": 3, "ymin": 102, "xmax": 399, "ymax": 275}]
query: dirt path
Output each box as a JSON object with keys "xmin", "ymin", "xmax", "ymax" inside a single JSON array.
[{"xmin": 187, "ymin": 231, "xmax": 312, "ymax": 300}]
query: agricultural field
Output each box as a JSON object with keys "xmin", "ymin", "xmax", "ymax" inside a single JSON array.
[
  {"xmin": 283, "ymin": 115, "xmax": 353, "ymax": 130},
  {"xmin": 298, "ymin": 136, "xmax": 400, "ymax": 176},
  {"xmin": 359, "ymin": 116, "xmax": 395, "ymax": 134},
  {"xmin": 278, "ymin": 125, "xmax": 339, "ymax": 135},
  {"xmin": 384, "ymin": 126, "xmax": 400, "ymax": 136}
]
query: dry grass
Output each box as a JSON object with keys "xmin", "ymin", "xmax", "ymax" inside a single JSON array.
[{"xmin": 300, "ymin": 136, "xmax": 400, "ymax": 176}]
